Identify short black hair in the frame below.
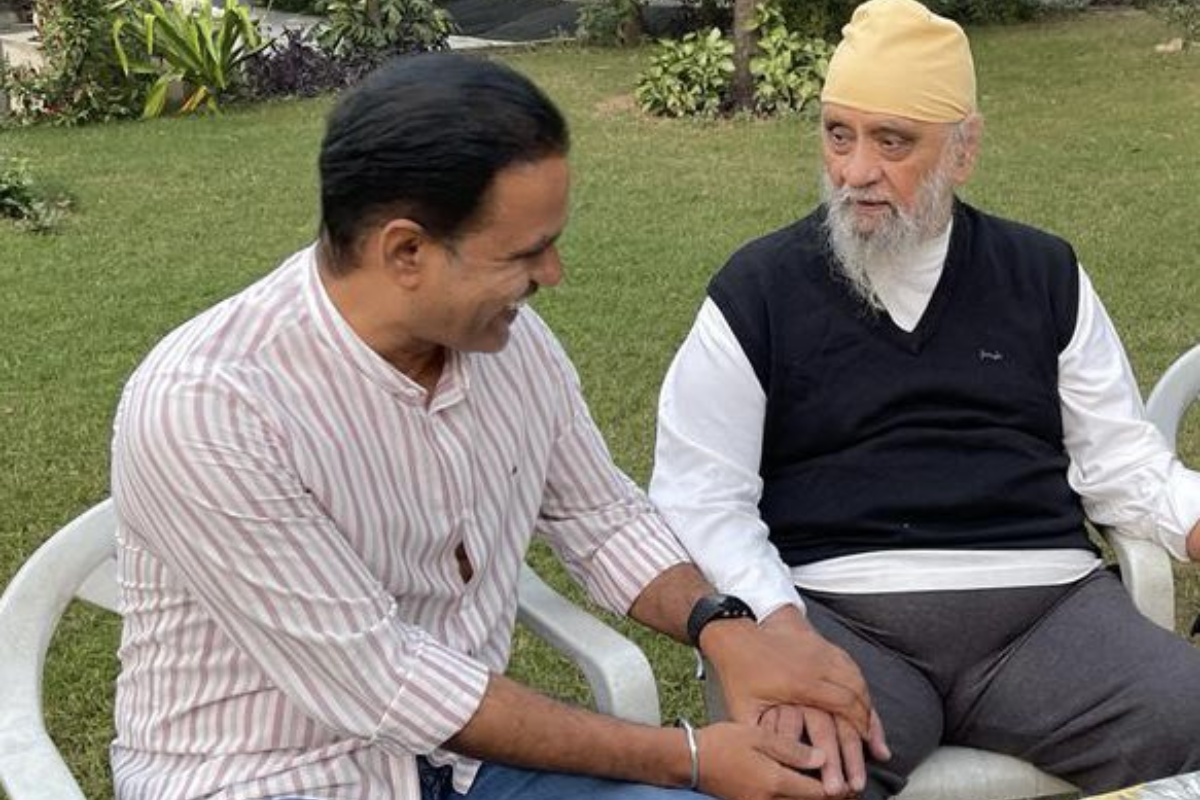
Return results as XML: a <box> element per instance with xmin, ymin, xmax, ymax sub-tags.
<box><xmin>318</xmin><ymin>53</ymin><xmax>570</xmax><ymax>270</ymax></box>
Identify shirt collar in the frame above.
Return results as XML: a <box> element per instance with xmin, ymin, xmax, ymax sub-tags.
<box><xmin>301</xmin><ymin>245</ymin><xmax>469</xmax><ymax>409</ymax></box>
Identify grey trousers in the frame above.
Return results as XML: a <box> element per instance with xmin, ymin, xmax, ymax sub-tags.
<box><xmin>802</xmin><ymin>568</ymin><xmax>1200</xmax><ymax>799</ymax></box>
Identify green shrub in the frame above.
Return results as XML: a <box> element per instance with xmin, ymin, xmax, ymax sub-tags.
<box><xmin>0</xmin><ymin>0</ymin><xmax>147</xmax><ymax>126</ymax></box>
<box><xmin>315</xmin><ymin>0</ymin><xmax>454</xmax><ymax>60</ymax></box>
<box><xmin>926</xmin><ymin>0</ymin><xmax>1043</xmax><ymax>23</ymax></box>
<box><xmin>1142</xmin><ymin>0</ymin><xmax>1200</xmax><ymax>44</ymax></box>
<box><xmin>576</xmin><ymin>0</ymin><xmax>645</xmax><ymax>47</ymax></box>
<box><xmin>0</xmin><ymin>156</ymin><xmax>70</xmax><ymax>232</ymax></box>
<box><xmin>110</xmin><ymin>0</ymin><xmax>269</xmax><ymax>117</ymax></box>
<box><xmin>749</xmin><ymin>2</ymin><xmax>833</xmax><ymax>115</ymax></box>
<box><xmin>635</xmin><ymin>27</ymin><xmax>733</xmax><ymax>117</ymax></box>
<box><xmin>770</xmin><ymin>0</ymin><xmax>1072</xmax><ymax>38</ymax></box>
<box><xmin>576</xmin><ymin>0</ymin><xmax>628</xmax><ymax>46</ymax></box>
<box><xmin>773</xmin><ymin>0</ymin><xmax>856</xmax><ymax>39</ymax></box>
<box><xmin>636</xmin><ymin>4</ymin><xmax>830</xmax><ymax>119</ymax></box>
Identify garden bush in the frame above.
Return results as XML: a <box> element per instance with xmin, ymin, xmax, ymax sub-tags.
<box><xmin>315</xmin><ymin>0</ymin><xmax>454</xmax><ymax>61</ymax></box>
<box><xmin>0</xmin><ymin>0</ymin><xmax>147</xmax><ymax>125</ymax></box>
<box><xmin>1141</xmin><ymin>0</ymin><xmax>1200</xmax><ymax>45</ymax></box>
<box><xmin>749</xmin><ymin>2</ymin><xmax>833</xmax><ymax>115</ymax></box>
<box><xmin>243</xmin><ymin>28</ymin><xmax>376</xmax><ymax>99</ymax></box>
<box><xmin>635</xmin><ymin>27</ymin><xmax>733</xmax><ymax>117</ymax></box>
<box><xmin>636</xmin><ymin>2</ymin><xmax>830</xmax><ymax>119</ymax></box>
<box><xmin>0</xmin><ymin>156</ymin><xmax>70</xmax><ymax>232</ymax></box>
<box><xmin>110</xmin><ymin>0</ymin><xmax>269</xmax><ymax>117</ymax></box>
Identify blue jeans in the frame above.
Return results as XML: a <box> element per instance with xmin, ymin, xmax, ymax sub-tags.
<box><xmin>269</xmin><ymin>757</ymin><xmax>718</xmax><ymax>800</ymax></box>
<box><xmin>420</xmin><ymin>758</ymin><xmax>718</xmax><ymax>800</ymax></box>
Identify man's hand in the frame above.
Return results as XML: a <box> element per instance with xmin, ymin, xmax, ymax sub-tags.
<box><xmin>699</xmin><ymin>604</ymin><xmax>882</xmax><ymax>744</ymax></box>
<box><xmin>759</xmin><ymin>705</ymin><xmax>889</xmax><ymax>797</ymax></box>
<box><xmin>696</xmin><ymin>721</ymin><xmax>829</xmax><ymax>800</ymax></box>
<box><xmin>1187</xmin><ymin>519</ymin><xmax>1200</xmax><ymax>561</ymax></box>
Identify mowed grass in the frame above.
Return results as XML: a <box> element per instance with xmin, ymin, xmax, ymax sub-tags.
<box><xmin>1</xmin><ymin>9</ymin><xmax>1198</xmax><ymax>799</ymax></box>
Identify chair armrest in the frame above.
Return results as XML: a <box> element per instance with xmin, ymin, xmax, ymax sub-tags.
<box><xmin>517</xmin><ymin>564</ymin><xmax>662</xmax><ymax>726</ymax></box>
<box><xmin>1101</xmin><ymin>528</ymin><xmax>1176</xmax><ymax>631</ymax></box>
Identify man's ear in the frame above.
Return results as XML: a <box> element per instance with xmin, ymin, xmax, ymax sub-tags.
<box><xmin>950</xmin><ymin>114</ymin><xmax>984</xmax><ymax>186</ymax></box>
<box><xmin>376</xmin><ymin>218</ymin><xmax>434</xmax><ymax>288</ymax></box>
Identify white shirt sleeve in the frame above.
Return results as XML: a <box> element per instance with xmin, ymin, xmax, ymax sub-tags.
<box><xmin>649</xmin><ymin>298</ymin><xmax>804</xmax><ymax>619</ymax></box>
<box><xmin>1060</xmin><ymin>266</ymin><xmax>1200</xmax><ymax>561</ymax></box>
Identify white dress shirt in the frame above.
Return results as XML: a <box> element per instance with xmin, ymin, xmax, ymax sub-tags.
<box><xmin>650</xmin><ymin>223</ymin><xmax>1200</xmax><ymax>620</ymax></box>
<box><xmin>111</xmin><ymin>246</ymin><xmax>689</xmax><ymax>800</ymax></box>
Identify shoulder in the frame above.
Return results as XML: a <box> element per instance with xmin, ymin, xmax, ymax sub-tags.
<box><xmin>961</xmin><ymin>202</ymin><xmax>1077</xmax><ymax>264</ymax></box>
<box><xmin>708</xmin><ymin>210</ymin><xmax>828</xmax><ymax>322</ymax></box>
<box><xmin>959</xmin><ymin>202</ymin><xmax>1081</xmax><ymax>348</ymax></box>
<box><xmin>119</xmin><ymin>253</ymin><xmax>313</xmax><ymax>434</ymax></box>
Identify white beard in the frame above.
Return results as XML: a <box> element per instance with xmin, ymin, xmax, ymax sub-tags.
<box><xmin>821</xmin><ymin>158</ymin><xmax>956</xmax><ymax>312</ymax></box>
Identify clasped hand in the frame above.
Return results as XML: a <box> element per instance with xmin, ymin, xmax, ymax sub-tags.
<box><xmin>699</xmin><ymin>605</ymin><xmax>889</xmax><ymax>797</ymax></box>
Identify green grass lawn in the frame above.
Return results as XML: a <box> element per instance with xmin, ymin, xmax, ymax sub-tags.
<box><xmin>2</xmin><ymin>9</ymin><xmax>1199</xmax><ymax>799</ymax></box>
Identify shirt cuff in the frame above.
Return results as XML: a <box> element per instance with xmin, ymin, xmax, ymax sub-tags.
<box><xmin>376</xmin><ymin>634</ymin><xmax>491</xmax><ymax>755</ymax></box>
<box><xmin>1166</xmin><ymin>468</ymin><xmax>1200</xmax><ymax>561</ymax></box>
<box><xmin>587</xmin><ymin>515</ymin><xmax>691</xmax><ymax>614</ymax></box>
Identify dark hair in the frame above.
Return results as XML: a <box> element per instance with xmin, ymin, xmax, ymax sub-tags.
<box><xmin>318</xmin><ymin>53</ymin><xmax>570</xmax><ymax>270</ymax></box>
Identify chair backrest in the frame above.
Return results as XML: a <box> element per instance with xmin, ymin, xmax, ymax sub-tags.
<box><xmin>0</xmin><ymin>499</ymin><xmax>117</xmax><ymax>800</ymax></box>
<box><xmin>1146</xmin><ymin>343</ymin><xmax>1200</xmax><ymax>450</ymax></box>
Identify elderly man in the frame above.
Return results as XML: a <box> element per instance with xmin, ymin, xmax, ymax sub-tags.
<box><xmin>109</xmin><ymin>54</ymin><xmax>881</xmax><ymax>800</ymax></box>
<box><xmin>650</xmin><ymin>1</ymin><xmax>1200</xmax><ymax>798</ymax></box>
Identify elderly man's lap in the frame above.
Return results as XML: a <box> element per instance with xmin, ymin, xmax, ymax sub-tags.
<box><xmin>804</xmin><ymin>569</ymin><xmax>1200</xmax><ymax>798</ymax></box>
<box><xmin>951</xmin><ymin>568</ymin><xmax>1200</xmax><ymax>792</ymax></box>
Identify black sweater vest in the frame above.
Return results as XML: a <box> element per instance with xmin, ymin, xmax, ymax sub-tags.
<box><xmin>708</xmin><ymin>201</ymin><xmax>1093</xmax><ymax>567</ymax></box>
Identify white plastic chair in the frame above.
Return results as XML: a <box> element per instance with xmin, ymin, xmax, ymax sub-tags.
<box><xmin>702</xmin><ymin>344</ymin><xmax>1200</xmax><ymax>800</ymax></box>
<box><xmin>0</xmin><ymin>500</ymin><xmax>659</xmax><ymax>800</ymax></box>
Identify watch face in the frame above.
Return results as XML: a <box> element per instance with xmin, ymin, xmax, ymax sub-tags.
<box><xmin>687</xmin><ymin>593</ymin><xmax>756</xmax><ymax>647</ymax></box>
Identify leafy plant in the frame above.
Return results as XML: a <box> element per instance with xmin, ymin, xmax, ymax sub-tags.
<box><xmin>242</xmin><ymin>27</ymin><xmax>374</xmax><ymax>98</ymax></box>
<box><xmin>748</xmin><ymin>2</ymin><xmax>833</xmax><ymax>115</ymax></box>
<box><xmin>576</xmin><ymin>0</ymin><xmax>628</xmax><ymax>46</ymax></box>
<box><xmin>314</xmin><ymin>0</ymin><xmax>454</xmax><ymax>61</ymax></box>
<box><xmin>635</xmin><ymin>27</ymin><xmax>734</xmax><ymax>118</ymax></box>
<box><xmin>1141</xmin><ymin>0</ymin><xmax>1200</xmax><ymax>46</ymax></box>
<box><xmin>0</xmin><ymin>0</ymin><xmax>146</xmax><ymax>126</ymax></box>
<box><xmin>0</xmin><ymin>156</ymin><xmax>71</xmax><ymax>232</ymax></box>
<box><xmin>576</xmin><ymin>0</ymin><xmax>647</xmax><ymax>46</ymax></box>
<box><xmin>109</xmin><ymin>0</ymin><xmax>269</xmax><ymax>117</ymax></box>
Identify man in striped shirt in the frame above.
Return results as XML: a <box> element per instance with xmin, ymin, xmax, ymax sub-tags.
<box><xmin>110</xmin><ymin>55</ymin><xmax>884</xmax><ymax>800</ymax></box>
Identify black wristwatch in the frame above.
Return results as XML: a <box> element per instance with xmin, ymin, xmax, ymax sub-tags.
<box><xmin>686</xmin><ymin>593</ymin><xmax>756</xmax><ymax>648</ymax></box>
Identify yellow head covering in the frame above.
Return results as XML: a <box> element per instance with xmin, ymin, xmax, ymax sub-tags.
<box><xmin>820</xmin><ymin>0</ymin><xmax>976</xmax><ymax>123</ymax></box>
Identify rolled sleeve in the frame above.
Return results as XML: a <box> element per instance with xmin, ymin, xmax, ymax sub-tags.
<box><xmin>538</xmin><ymin>403</ymin><xmax>690</xmax><ymax>614</ymax></box>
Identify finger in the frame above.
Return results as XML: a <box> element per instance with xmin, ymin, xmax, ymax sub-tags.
<box><xmin>759</xmin><ymin>706</ymin><xmax>782</xmax><ymax>733</ymax></box>
<box><xmin>867</xmin><ymin>709</ymin><xmax>891</xmax><ymax>762</ymax></box>
<box><xmin>775</xmin><ymin>704</ymin><xmax>805</xmax><ymax>742</ymax></box>
<box><xmin>804</xmin><ymin>709</ymin><xmax>845</xmax><ymax>797</ymax></box>
<box><xmin>799</xmin><ymin>680</ymin><xmax>871</xmax><ymax>737</ymax></box>
<box><xmin>836</xmin><ymin>716</ymin><xmax>866</xmax><ymax>794</ymax></box>
<box><xmin>760</xmin><ymin>729</ymin><xmax>826</xmax><ymax>772</ymax></box>
<box><xmin>768</xmin><ymin>766</ymin><xmax>829</xmax><ymax>800</ymax></box>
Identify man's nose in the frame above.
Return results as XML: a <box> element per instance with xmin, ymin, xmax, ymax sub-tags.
<box><xmin>841</xmin><ymin>144</ymin><xmax>883</xmax><ymax>188</ymax></box>
<box><xmin>533</xmin><ymin>245</ymin><xmax>563</xmax><ymax>288</ymax></box>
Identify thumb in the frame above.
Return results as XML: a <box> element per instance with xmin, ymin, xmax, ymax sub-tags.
<box><xmin>759</xmin><ymin>729</ymin><xmax>826</xmax><ymax>772</ymax></box>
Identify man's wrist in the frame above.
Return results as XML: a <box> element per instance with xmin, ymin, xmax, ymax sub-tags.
<box><xmin>686</xmin><ymin>593</ymin><xmax>757</xmax><ymax>649</ymax></box>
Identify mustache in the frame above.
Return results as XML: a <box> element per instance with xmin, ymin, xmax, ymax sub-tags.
<box><xmin>827</xmin><ymin>185</ymin><xmax>894</xmax><ymax>209</ymax></box>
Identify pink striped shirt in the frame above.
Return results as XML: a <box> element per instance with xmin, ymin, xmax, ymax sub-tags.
<box><xmin>110</xmin><ymin>246</ymin><xmax>688</xmax><ymax>800</ymax></box>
